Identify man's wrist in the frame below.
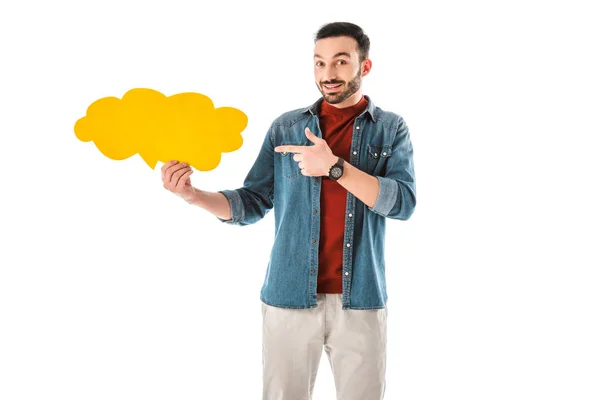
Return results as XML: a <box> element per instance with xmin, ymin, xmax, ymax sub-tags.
<box><xmin>327</xmin><ymin>154</ymin><xmax>339</xmax><ymax>175</ymax></box>
<box><xmin>181</xmin><ymin>186</ymin><xmax>202</xmax><ymax>205</ymax></box>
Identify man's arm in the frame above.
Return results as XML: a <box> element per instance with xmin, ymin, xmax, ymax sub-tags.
<box><xmin>161</xmin><ymin>161</ymin><xmax>234</xmax><ymax>220</ymax></box>
<box><xmin>215</xmin><ymin>127</ymin><xmax>275</xmax><ymax>226</ymax></box>
<box><xmin>161</xmin><ymin>126</ymin><xmax>274</xmax><ymax>225</ymax></box>
<box><xmin>273</xmin><ymin>120</ymin><xmax>416</xmax><ymax>220</ymax></box>
<box><xmin>362</xmin><ymin>116</ymin><xmax>416</xmax><ymax>220</ymax></box>
<box><xmin>185</xmin><ymin>189</ymin><xmax>232</xmax><ymax>221</ymax></box>
<box><xmin>335</xmin><ymin>162</ymin><xmax>379</xmax><ymax>208</ymax></box>
<box><xmin>327</xmin><ymin>118</ymin><xmax>416</xmax><ymax>219</ymax></box>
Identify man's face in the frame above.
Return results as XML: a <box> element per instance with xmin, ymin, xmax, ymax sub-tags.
<box><xmin>313</xmin><ymin>36</ymin><xmax>369</xmax><ymax>106</ymax></box>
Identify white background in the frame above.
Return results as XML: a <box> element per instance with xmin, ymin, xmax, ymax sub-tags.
<box><xmin>1</xmin><ymin>0</ymin><xmax>599</xmax><ymax>399</ymax></box>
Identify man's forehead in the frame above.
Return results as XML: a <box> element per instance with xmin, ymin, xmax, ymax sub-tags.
<box><xmin>314</xmin><ymin>36</ymin><xmax>359</xmax><ymax>59</ymax></box>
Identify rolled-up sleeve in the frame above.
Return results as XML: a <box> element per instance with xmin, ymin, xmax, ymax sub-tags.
<box><xmin>216</xmin><ymin>127</ymin><xmax>275</xmax><ymax>226</ymax></box>
<box><xmin>368</xmin><ymin>116</ymin><xmax>416</xmax><ymax>220</ymax></box>
<box><xmin>217</xmin><ymin>189</ymin><xmax>244</xmax><ymax>224</ymax></box>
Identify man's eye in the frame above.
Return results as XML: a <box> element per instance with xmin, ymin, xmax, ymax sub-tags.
<box><xmin>316</xmin><ymin>62</ymin><xmax>324</xmax><ymax>67</ymax></box>
<box><xmin>338</xmin><ymin>60</ymin><xmax>347</xmax><ymax>65</ymax></box>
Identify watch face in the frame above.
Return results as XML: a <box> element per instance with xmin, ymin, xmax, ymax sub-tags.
<box><xmin>330</xmin><ymin>166</ymin><xmax>343</xmax><ymax>179</ymax></box>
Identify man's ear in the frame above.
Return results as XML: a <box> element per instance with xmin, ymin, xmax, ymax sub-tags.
<box><xmin>361</xmin><ymin>59</ymin><xmax>373</xmax><ymax>77</ymax></box>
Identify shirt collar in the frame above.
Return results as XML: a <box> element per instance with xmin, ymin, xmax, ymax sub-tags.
<box><xmin>303</xmin><ymin>95</ymin><xmax>376</xmax><ymax>121</ymax></box>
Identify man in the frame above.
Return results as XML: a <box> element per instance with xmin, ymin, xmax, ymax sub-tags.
<box><xmin>162</xmin><ymin>22</ymin><xmax>416</xmax><ymax>400</ymax></box>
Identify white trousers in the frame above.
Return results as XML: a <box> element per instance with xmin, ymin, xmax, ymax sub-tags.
<box><xmin>262</xmin><ymin>293</ymin><xmax>388</xmax><ymax>400</ymax></box>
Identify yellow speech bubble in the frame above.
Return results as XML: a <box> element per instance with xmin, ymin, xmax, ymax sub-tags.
<box><xmin>74</xmin><ymin>88</ymin><xmax>248</xmax><ymax>171</ymax></box>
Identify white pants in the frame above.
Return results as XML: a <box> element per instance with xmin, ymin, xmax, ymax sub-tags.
<box><xmin>262</xmin><ymin>293</ymin><xmax>388</xmax><ymax>400</ymax></box>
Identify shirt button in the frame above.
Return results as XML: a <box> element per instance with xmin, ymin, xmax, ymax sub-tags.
<box><xmin>345</xmin><ymin>272</ymin><xmax>349</xmax><ymax>276</ymax></box>
<box><xmin>356</xmin><ymin>126</ymin><xmax>360</xmax><ymax>130</ymax></box>
<box><xmin>346</xmin><ymin>243</ymin><xmax>350</xmax><ymax>247</ymax></box>
<box><xmin>313</xmin><ymin>209</ymin><xmax>318</xmax><ymax>214</ymax></box>
<box><xmin>374</xmin><ymin>153</ymin><xmax>378</xmax><ymax>157</ymax></box>
<box><xmin>348</xmin><ymin>213</ymin><xmax>353</xmax><ymax>217</ymax></box>
<box><xmin>353</xmin><ymin>151</ymin><xmax>357</xmax><ymax>155</ymax></box>
<box><xmin>314</xmin><ymin>177</ymin><xmax>318</xmax><ymax>182</ymax></box>
<box><xmin>311</xmin><ymin>269</ymin><xmax>316</xmax><ymax>274</ymax></box>
<box><xmin>312</xmin><ymin>239</ymin><xmax>316</xmax><ymax>244</ymax></box>
<box><xmin>382</xmin><ymin>152</ymin><xmax>387</xmax><ymax>156</ymax></box>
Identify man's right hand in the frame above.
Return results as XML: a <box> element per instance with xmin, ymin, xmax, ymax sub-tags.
<box><xmin>161</xmin><ymin>160</ymin><xmax>196</xmax><ymax>202</ymax></box>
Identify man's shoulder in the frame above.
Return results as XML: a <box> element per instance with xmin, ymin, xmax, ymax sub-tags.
<box><xmin>269</xmin><ymin>106</ymin><xmax>313</xmax><ymax>128</ymax></box>
<box><xmin>370</xmin><ymin>102</ymin><xmax>405</xmax><ymax>129</ymax></box>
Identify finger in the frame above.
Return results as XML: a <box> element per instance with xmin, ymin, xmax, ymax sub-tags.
<box><xmin>305</xmin><ymin>127</ymin><xmax>320</xmax><ymax>143</ymax></box>
<box><xmin>172</xmin><ymin>166</ymin><xmax>192</xmax><ymax>188</ymax></box>
<box><xmin>166</xmin><ymin>162</ymin><xmax>188</xmax><ymax>184</ymax></box>
<box><xmin>298</xmin><ymin>161</ymin><xmax>304</xmax><ymax>170</ymax></box>
<box><xmin>168</xmin><ymin>164</ymin><xmax>190</xmax><ymax>186</ymax></box>
<box><xmin>161</xmin><ymin>160</ymin><xmax>178</xmax><ymax>179</ymax></box>
<box><xmin>161</xmin><ymin>160</ymin><xmax>178</xmax><ymax>174</ymax></box>
<box><xmin>293</xmin><ymin>153</ymin><xmax>303</xmax><ymax>162</ymax></box>
<box><xmin>175</xmin><ymin>170</ymin><xmax>193</xmax><ymax>191</ymax></box>
<box><xmin>274</xmin><ymin>145</ymin><xmax>304</xmax><ymax>153</ymax></box>
<box><xmin>172</xmin><ymin>167</ymin><xmax>192</xmax><ymax>187</ymax></box>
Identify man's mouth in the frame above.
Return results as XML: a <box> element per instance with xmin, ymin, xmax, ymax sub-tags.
<box><xmin>323</xmin><ymin>83</ymin><xmax>343</xmax><ymax>92</ymax></box>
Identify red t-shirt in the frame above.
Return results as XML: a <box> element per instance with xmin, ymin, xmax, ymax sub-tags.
<box><xmin>317</xmin><ymin>95</ymin><xmax>368</xmax><ymax>293</ymax></box>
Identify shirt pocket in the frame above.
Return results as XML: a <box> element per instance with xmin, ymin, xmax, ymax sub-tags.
<box><xmin>279</xmin><ymin>141</ymin><xmax>309</xmax><ymax>180</ymax></box>
<box><xmin>367</xmin><ymin>144</ymin><xmax>393</xmax><ymax>174</ymax></box>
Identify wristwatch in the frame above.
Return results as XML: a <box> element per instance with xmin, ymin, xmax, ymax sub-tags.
<box><xmin>328</xmin><ymin>157</ymin><xmax>344</xmax><ymax>180</ymax></box>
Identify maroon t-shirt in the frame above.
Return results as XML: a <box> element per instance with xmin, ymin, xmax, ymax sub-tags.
<box><xmin>317</xmin><ymin>95</ymin><xmax>368</xmax><ymax>293</ymax></box>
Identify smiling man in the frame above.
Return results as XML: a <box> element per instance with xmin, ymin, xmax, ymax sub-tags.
<box><xmin>161</xmin><ymin>22</ymin><xmax>416</xmax><ymax>400</ymax></box>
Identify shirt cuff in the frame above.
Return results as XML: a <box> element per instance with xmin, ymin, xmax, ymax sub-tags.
<box><xmin>368</xmin><ymin>176</ymin><xmax>398</xmax><ymax>217</ymax></box>
<box><xmin>217</xmin><ymin>189</ymin><xmax>244</xmax><ymax>224</ymax></box>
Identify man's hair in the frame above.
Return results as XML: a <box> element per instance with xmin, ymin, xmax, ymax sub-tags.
<box><xmin>314</xmin><ymin>22</ymin><xmax>370</xmax><ymax>62</ymax></box>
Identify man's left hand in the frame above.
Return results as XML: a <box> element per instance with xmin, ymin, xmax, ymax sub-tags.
<box><xmin>274</xmin><ymin>127</ymin><xmax>338</xmax><ymax>177</ymax></box>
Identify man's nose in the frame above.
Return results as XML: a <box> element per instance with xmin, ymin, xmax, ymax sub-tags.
<box><xmin>322</xmin><ymin>65</ymin><xmax>338</xmax><ymax>82</ymax></box>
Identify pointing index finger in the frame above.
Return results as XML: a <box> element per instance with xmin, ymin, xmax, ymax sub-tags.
<box><xmin>274</xmin><ymin>145</ymin><xmax>304</xmax><ymax>154</ymax></box>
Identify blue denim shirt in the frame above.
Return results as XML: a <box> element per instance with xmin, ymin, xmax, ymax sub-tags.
<box><xmin>218</xmin><ymin>95</ymin><xmax>416</xmax><ymax>309</ymax></box>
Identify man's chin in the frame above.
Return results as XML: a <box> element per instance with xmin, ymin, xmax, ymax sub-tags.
<box><xmin>322</xmin><ymin>93</ymin><xmax>344</xmax><ymax>104</ymax></box>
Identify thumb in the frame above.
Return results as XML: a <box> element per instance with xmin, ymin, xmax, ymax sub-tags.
<box><xmin>305</xmin><ymin>127</ymin><xmax>320</xmax><ymax>143</ymax></box>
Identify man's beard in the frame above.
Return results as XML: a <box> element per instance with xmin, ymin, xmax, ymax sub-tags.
<box><xmin>317</xmin><ymin>69</ymin><xmax>362</xmax><ymax>105</ymax></box>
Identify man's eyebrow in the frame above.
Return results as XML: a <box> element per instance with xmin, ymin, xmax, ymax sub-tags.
<box><xmin>314</xmin><ymin>52</ymin><xmax>352</xmax><ymax>59</ymax></box>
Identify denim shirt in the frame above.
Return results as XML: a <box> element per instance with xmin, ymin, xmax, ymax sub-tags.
<box><xmin>217</xmin><ymin>95</ymin><xmax>416</xmax><ymax>310</ymax></box>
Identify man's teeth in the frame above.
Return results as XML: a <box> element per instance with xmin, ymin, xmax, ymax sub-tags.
<box><xmin>325</xmin><ymin>83</ymin><xmax>342</xmax><ymax>89</ymax></box>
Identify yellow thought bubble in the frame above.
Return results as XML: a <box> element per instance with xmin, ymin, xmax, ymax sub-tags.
<box><xmin>74</xmin><ymin>88</ymin><xmax>248</xmax><ymax>171</ymax></box>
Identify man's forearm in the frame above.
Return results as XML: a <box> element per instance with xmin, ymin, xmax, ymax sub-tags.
<box><xmin>335</xmin><ymin>160</ymin><xmax>379</xmax><ymax>208</ymax></box>
<box><xmin>186</xmin><ymin>188</ymin><xmax>232</xmax><ymax>220</ymax></box>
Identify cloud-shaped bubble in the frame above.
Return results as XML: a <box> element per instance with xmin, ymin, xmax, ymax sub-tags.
<box><xmin>74</xmin><ymin>88</ymin><xmax>248</xmax><ymax>171</ymax></box>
